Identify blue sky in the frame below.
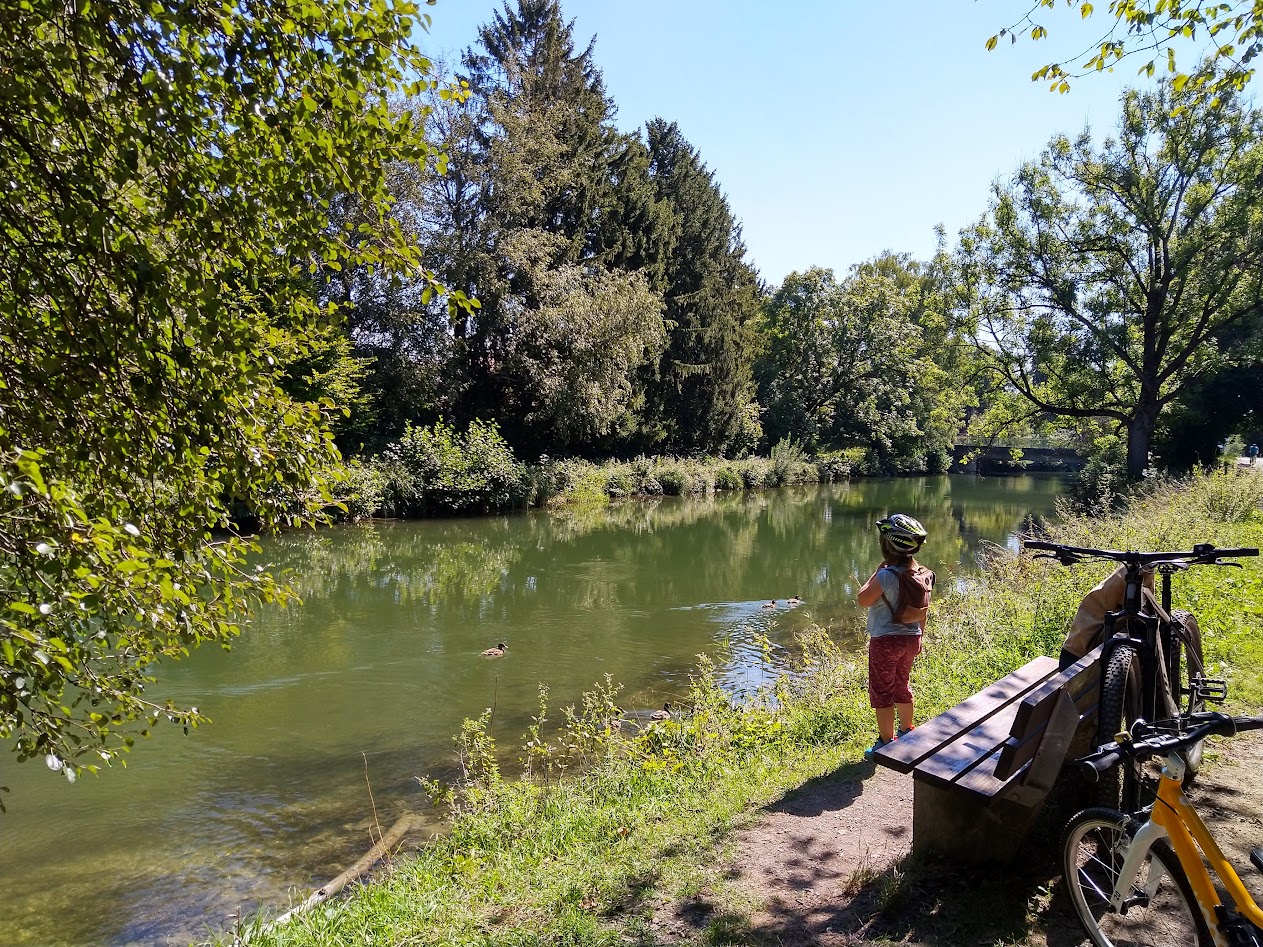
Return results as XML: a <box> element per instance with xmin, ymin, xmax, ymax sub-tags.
<box><xmin>417</xmin><ymin>1</ymin><xmax>1184</xmax><ymax>286</ymax></box>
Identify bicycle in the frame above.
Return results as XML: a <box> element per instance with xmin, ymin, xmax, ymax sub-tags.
<box><xmin>1062</xmin><ymin>712</ymin><xmax>1263</xmax><ymax>947</ymax></box>
<box><xmin>1024</xmin><ymin>540</ymin><xmax>1258</xmax><ymax>809</ymax></box>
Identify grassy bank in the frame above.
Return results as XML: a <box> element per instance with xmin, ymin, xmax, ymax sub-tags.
<box><xmin>327</xmin><ymin>420</ymin><xmax>933</xmax><ymax>521</ymax></box>
<box><xmin>231</xmin><ymin>469</ymin><xmax>1263</xmax><ymax>947</ymax></box>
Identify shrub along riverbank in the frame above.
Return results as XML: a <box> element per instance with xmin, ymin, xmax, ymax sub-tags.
<box><xmin>231</xmin><ymin>469</ymin><xmax>1263</xmax><ymax>947</ymax></box>
<box><xmin>325</xmin><ymin>420</ymin><xmax>939</xmax><ymax>521</ymax></box>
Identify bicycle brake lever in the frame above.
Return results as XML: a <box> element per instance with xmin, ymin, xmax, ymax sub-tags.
<box><xmin>1214</xmin><ymin>560</ymin><xmax>1244</xmax><ymax>569</ymax></box>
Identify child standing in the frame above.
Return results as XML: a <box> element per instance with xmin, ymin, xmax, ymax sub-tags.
<box><xmin>857</xmin><ymin>513</ymin><xmax>933</xmax><ymax>760</ymax></box>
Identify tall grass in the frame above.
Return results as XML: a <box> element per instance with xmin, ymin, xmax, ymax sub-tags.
<box><xmin>230</xmin><ymin>468</ymin><xmax>1263</xmax><ymax>947</ymax></box>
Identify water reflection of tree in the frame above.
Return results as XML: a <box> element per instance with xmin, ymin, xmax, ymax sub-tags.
<box><xmin>255</xmin><ymin>477</ymin><xmax>1064</xmax><ymax>644</ymax></box>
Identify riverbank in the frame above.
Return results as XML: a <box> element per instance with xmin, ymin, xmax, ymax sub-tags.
<box><xmin>227</xmin><ymin>469</ymin><xmax>1263</xmax><ymax>947</ymax></box>
<box><xmin>328</xmin><ymin>422</ymin><xmax>907</xmax><ymax>521</ymax></box>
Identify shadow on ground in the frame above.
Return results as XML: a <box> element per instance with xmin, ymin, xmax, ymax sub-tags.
<box><xmin>635</xmin><ymin>762</ymin><xmax>1095</xmax><ymax>946</ymax></box>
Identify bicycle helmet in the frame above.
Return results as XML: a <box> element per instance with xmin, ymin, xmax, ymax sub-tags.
<box><xmin>876</xmin><ymin>513</ymin><xmax>927</xmax><ymax>551</ymax></box>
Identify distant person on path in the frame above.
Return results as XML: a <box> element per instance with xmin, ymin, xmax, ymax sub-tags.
<box><xmin>1250</xmin><ymin>444</ymin><xmax>1259</xmax><ymax>465</ymax></box>
<box><xmin>856</xmin><ymin>513</ymin><xmax>934</xmax><ymax>761</ymax></box>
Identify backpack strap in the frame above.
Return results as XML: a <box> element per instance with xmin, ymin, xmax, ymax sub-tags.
<box><xmin>878</xmin><ymin>566</ymin><xmax>900</xmax><ymax>616</ymax></box>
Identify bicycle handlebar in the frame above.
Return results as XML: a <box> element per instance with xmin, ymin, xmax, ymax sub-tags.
<box><xmin>1024</xmin><ymin>540</ymin><xmax>1259</xmax><ymax>566</ymax></box>
<box><xmin>1077</xmin><ymin>714</ymin><xmax>1263</xmax><ymax>781</ymax></box>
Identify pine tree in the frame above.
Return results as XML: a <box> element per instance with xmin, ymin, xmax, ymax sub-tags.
<box><xmin>452</xmin><ymin>0</ymin><xmax>667</xmax><ymax>456</ymax></box>
<box><xmin>639</xmin><ymin>119</ymin><xmax>762</xmax><ymax>456</ymax></box>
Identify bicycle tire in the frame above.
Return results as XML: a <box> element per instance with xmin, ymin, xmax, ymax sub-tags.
<box><xmin>1062</xmin><ymin>807</ymin><xmax>1211</xmax><ymax>947</ymax></box>
<box><xmin>1096</xmin><ymin>643</ymin><xmax>1145</xmax><ymax>810</ymax></box>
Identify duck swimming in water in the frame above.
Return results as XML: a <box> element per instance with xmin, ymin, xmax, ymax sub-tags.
<box><xmin>650</xmin><ymin>702</ymin><xmax>672</xmax><ymax>720</ymax></box>
<box><xmin>761</xmin><ymin>600</ymin><xmax>777</xmax><ymax>609</ymax></box>
<box><xmin>481</xmin><ymin>642</ymin><xmax>507</xmax><ymax>657</ymax></box>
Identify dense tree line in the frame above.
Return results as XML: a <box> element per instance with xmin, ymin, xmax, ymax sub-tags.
<box><xmin>296</xmin><ymin>0</ymin><xmax>1263</xmax><ymax>489</ymax></box>
<box><xmin>306</xmin><ymin>0</ymin><xmax>970</xmax><ymax>475</ymax></box>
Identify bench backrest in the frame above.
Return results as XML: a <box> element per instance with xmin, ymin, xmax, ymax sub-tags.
<box><xmin>993</xmin><ymin>645</ymin><xmax>1102</xmax><ymax>782</ymax></box>
<box><xmin>872</xmin><ymin>645</ymin><xmax>1104</xmax><ymax>799</ymax></box>
<box><xmin>874</xmin><ymin>655</ymin><xmax>1057</xmax><ymax>775</ymax></box>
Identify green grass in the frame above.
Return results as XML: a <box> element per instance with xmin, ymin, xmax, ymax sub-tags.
<box><xmin>228</xmin><ymin>468</ymin><xmax>1263</xmax><ymax>947</ymax></box>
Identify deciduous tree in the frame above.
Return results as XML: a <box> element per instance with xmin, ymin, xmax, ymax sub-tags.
<box><xmin>989</xmin><ymin>0</ymin><xmax>1263</xmax><ymax>95</ymax></box>
<box><xmin>1</xmin><ymin>0</ymin><xmax>445</xmax><ymax>786</ymax></box>
<box><xmin>955</xmin><ymin>80</ymin><xmax>1263</xmax><ymax>479</ymax></box>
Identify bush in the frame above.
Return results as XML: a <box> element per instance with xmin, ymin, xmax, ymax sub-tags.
<box><xmin>812</xmin><ymin>450</ymin><xmax>853</xmax><ymax>483</ymax></box>
<box><xmin>640</xmin><ymin>475</ymin><xmax>663</xmax><ymax>496</ymax></box>
<box><xmin>685</xmin><ymin>462</ymin><xmax>714</xmax><ymax>495</ymax></box>
<box><xmin>925</xmin><ymin>447</ymin><xmax>952</xmax><ymax>475</ymax></box>
<box><xmin>657</xmin><ymin>465</ymin><xmax>687</xmax><ymax>496</ymax></box>
<box><xmin>329</xmin><ymin>459</ymin><xmax>388</xmax><ymax>521</ymax></box>
<box><xmin>739</xmin><ymin>457</ymin><xmax>772</xmax><ymax>489</ymax></box>
<box><xmin>768</xmin><ymin>437</ymin><xmax>808</xmax><ymax>487</ymax></box>
<box><xmin>1070</xmin><ymin>437</ymin><xmax>1128</xmax><ymax>515</ymax></box>
<box><xmin>605</xmin><ymin>467</ymin><xmax>637</xmax><ymax>498</ymax></box>
<box><xmin>525</xmin><ymin>457</ymin><xmax>575</xmax><ymax>507</ymax></box>
<box><xmin>714</xmin><ymin>466</ymin><xmax>743</xmax><ymax>491</ymax></box>
<box><xmin>1195</xmin><ymin>468</ymin><xmax>1263</xmax><ymax>523</ymax></box>
<box><xmin>381</xmin><ymin>419</ymin><xmax>528</xmax><ymax>514</ymax></box>
<box><xmin>528</xmin><ymin>459</ymin><xmax>608</xmax><ymax>509</ymax></box>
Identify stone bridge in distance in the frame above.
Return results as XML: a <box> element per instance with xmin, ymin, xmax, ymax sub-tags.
<box><xmin>950</xmin><ymin>438</ymin><xmax>1087</xmax><ymax>475</ymax></box>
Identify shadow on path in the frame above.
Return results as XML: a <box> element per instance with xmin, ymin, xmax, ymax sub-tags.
<box><xmin>644</xmin><ymin>759</ymin><xmax>1092</xmax><ymax>946</ymax></box>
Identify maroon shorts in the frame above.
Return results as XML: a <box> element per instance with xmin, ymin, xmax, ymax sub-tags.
<box><xmin>867</xmin><ymin>634</ymin><xmax>922</xmax><ymax>708</ymax></box>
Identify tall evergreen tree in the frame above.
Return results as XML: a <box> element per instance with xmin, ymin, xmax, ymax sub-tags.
<box><xmin>452</xmin><ymin>0</ymin><xmax>666</xmax><ymax>456</ymax></box>
<box><xmin>639</xmin><ymin>119</ymin><xmax>762</xmax><ymax>456</ymax></box>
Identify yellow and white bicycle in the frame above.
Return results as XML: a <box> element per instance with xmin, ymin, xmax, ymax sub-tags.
<box><xmin>1062</xmin><ymin>712</ymin><xmax>1263</xmax><ymax>947</ymax></box>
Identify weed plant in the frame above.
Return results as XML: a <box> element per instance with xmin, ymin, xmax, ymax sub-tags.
<box><xmin>232</xmin><ymin>468</ymin><xmax>1263</xmax><ymax>947</ymax></box>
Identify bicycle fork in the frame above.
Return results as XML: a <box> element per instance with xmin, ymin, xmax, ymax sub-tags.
<box><xmin>1108</xmin><ymin>755</ymin><xmax>1263</xmax><ymax>946</ymax></box>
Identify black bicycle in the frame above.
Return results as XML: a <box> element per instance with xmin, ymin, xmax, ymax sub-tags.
<box><xmin>1024</xmin><ymin>540</ymin><xmax>1258</xmax><ymax>810</ymax></box>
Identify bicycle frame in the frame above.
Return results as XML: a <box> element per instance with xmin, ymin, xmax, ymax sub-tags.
<box><xmin>1108</xmin><ymin>753</ymin><xmax>1263</xmax><ymax>946</ymax></box>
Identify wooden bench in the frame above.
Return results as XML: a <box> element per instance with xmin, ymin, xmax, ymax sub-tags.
<box><xmin>871</xmin><ymin>644</ymin><xmax>1104</xmax><ymax>862</ymax></box>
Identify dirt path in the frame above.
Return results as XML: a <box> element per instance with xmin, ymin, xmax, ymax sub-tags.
<box><xmin>650</xmin><ymin>732</ymin><xmax>1263</xmax><ymax>946</ymax></box>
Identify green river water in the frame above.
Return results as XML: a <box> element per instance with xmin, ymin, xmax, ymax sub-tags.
<box><xmin>0</xmin><ymin>476</ymin><xmax>1064</xmax><ymax>946</ymax></box>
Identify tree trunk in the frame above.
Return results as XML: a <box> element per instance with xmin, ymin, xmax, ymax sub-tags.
<box><xmin>1126</xmin><ymin>408</ymin><xmax>1156</xmax><ymax>480</ymax></box>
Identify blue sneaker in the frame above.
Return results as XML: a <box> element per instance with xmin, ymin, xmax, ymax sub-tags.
<box><xmin>897</xmin><ymin>726</ymin><xmax>914</xmax><ymax>738</ymax></box>
<box><xmin>863</xmin><ymin>736</ymin><xmax>889</xmax><ymax>761</ymax></box>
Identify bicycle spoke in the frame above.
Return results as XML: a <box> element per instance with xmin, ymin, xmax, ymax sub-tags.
<box><xmin>1063</xmin><ymin>812</ymin><xmax>1204</xmax><ymax>947</ymax></box>
<box><xmin>1078</xmin><ymin>866</ymin><xmax>1114</xmax><ymax>905</ymax></box>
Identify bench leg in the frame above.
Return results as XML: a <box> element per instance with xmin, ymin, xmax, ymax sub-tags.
<box><xmin>912</xmin><ymin>781</ymin><xmax>1043</xmax><ymax>863</ymax></box>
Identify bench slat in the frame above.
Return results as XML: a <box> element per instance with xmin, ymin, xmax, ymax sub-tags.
<box><xmin>873</xmin><ymin>655</ymin><xmax>1057</xmax><ymax>774</ymax></box>
<box><xmin>993</xmin><ymin>647</ymin><xmax>1103</xmax><ymax>782</ymax></box>
<box><xmin>950</xmin><ymin>745</ymin><xmax>1007</xmax><ymax>796</ymax></box>
<box><xmin>912</xmin><ymin>699</ymin><xmax>1026</xmax><ymax>789</ymax></box>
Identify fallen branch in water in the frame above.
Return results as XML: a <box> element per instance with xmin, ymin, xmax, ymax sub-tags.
<box><xmin>240</xmin><ymin>811</ymin><xmax>423</xmax><ymax>942</ymax></box>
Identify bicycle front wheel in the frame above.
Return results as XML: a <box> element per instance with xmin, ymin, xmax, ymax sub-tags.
<box><xmin>1097</xmin><ymin>643</ymin><xmax>1145</xmax><ymax>810</ymax></box>
<box><xmin>1061</xmin><ymin>807</ymin><xmax>1210</xmax><ymax>947</ymax></box>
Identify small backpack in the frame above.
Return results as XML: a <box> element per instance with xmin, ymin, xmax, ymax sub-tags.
<box><xmin>880</xmin><ymin>563</ymin><xmax>935</xmax><ymax>628</ymax></box>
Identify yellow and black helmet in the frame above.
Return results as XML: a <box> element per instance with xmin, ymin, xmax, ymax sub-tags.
<box><xmin>875</xmin><ymin>513</ymin><xmax>927</xmax><ymax>552</ymax></box>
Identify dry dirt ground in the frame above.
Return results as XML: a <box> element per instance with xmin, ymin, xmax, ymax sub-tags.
<box><xmin>647</xmin><ymin>732</ymin><xmax>1263</xmax><ymax>946</ymax></box>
